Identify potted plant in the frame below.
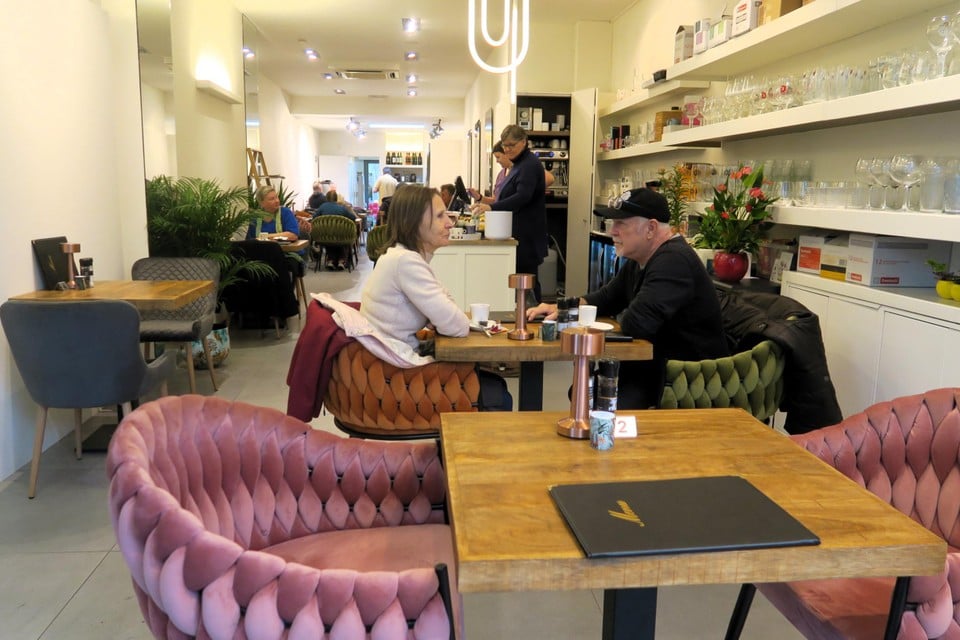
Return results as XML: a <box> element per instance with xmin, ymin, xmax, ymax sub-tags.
<box><xmin>693</xmin><ymin>165</ymin><xmax>778</xmax><ymax>283</ymax></box>
<box><xmin>927</xmin><ymin>259</ymin><xmax>960</xmax><ymax>300</ymax></box>
<box><xmin>146</xmin><ymin>175</ymin><xmax>276</xmax><ymax>365</ymax></box>
<box><xmin>658</xmin><ymin>163</ymin><xmax>694</xmax><ymax>234</ymax></box>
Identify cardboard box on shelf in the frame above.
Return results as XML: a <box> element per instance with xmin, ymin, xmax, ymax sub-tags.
<box><xmin>797</xmin><ymin>231</ymin><xmax>838</xmax><ymax>274</ymax></box>
<box><xmin>732</xmin><ymin>0</ymin><xmax>761</xmax><ymax>36</ymax></box>
<box><xmin>760</xmin><ymin>0</ymin><xmax>803</xmax><ymax>25</ymax></box>
<box><xmin>674</xmin><ymin>25</ymin><xmax>694</xmax><ymax>63</ymax></box>
<box><xmin>708</xmin><ymin>18</ymin><xmax>732</xmax><ymax>48</ymax></box>
<box><xmin>693</xmin><ymin>18</ymin><xmax>712</xmax><ymax>54</ymax></box>
<box><xmin>845</xmin><ymin>234</ymin><xmax>951</xmax><ymax>287</ymax></box>
<box><xmin>653</xmin><ymin>109</ymin><xmax>683</xmax><ymax>142</ymax></box>
<box><xmin>819</xmin><ymin>234</ymin><xmax>850</xmax><ymax>281</ymax></box>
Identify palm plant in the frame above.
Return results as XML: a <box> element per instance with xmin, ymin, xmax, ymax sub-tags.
<box><xmin>146</xmin><ymin>175</ymin><xmax>275</xmax><ymax>297</ymax></box>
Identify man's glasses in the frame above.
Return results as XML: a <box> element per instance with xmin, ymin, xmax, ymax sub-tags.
<box><xmin>501</xmin><ymin>139</ymin><xmax>523</xmax><ymax>150</ymax></box>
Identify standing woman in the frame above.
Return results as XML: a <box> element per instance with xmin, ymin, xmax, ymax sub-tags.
<box><xmin>471</xmin><ymin>125</ymin><xmax>548</xmax><ymax>301</ymax></box>
<box><xmin>247</xmin><ymin>185</ymin><xmax>299</xmax><ymax>242</ymax></box>
<box><xmin>362</xmin><ymin>185</ymin><xmax>512</xmax><ymax>410</ymax></box>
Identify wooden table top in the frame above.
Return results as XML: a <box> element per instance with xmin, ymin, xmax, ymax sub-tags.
<box><xmin>435</xmin><ymin>324</ymin><xmax>653</xmax><ymax>362</ymax></box>
<box><xmin>280</xmin><ymin>239</ymin><xmax>309</xmax><ymax>253</ymax></box>
<box><xmin>9</xmin><ymin>279</ymin><xmax>214</xmax><ymax>311</ymax></box>
<box><xmin>440</xmin><ymin>409</ymin><xmax>945</xmax><ymax>594</ymax></box>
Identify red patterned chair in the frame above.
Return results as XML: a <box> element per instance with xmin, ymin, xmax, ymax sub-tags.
<box><xmin>726</xmin><ymin>388</ymin><xmax>960</xmax><ymax>640</ymax></box>
<box><xmin>107</xmin><ymin>395</ymin><xmax>460</xmax><ymax>639</ymax></box>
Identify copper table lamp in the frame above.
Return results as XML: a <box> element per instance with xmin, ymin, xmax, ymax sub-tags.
<box><xmin>557</xmin><ymin>326</ymin><xmax>605</xmax><ymax>439</ymax></box>
<box><xmin>60</xmin><ymin>242</ymin><xmax>81</xmax><ymax>289</ymax></box>
<box><xmin>507</xmin><ymin>273</ymin><xmax>536</xmax><ymax>341</ymax></box>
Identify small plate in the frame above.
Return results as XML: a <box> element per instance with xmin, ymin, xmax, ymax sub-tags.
<box><xmin>590</xmin><ymin>322</ymin><xmax>614</xmax><ymax>331</ymax></box>
<box><xmin>470</xmin><ymin>321</ymin><xmax>507</xmax><ymax>334</ymax></box>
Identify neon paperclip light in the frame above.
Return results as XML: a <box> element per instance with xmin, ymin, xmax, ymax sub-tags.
<box><xmin>467</xmin><ymin>0</ymin><xmax>529</xmax><ymax>74</ymax></box>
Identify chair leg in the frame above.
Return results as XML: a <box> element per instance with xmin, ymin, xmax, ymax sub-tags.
<box><xmin>184</xmin><ymin>342</ymin><xmax>198</xmax><ymax>394</ymax></box>
<box><xmin>28</xmin><ymin>407</ymin><xmax>49</xmax><ymax>499</ymax></box>
<box><xmin>724</xmin><ymin>583</ymin><xmax>757</xmax><ymax>640</ymax></box>
<box><xmin>120</xmin><ymin>401</ymin><xmax>133</xmax><ymax>422</ymax></box>
<box><xmin>274</xmin><ymin>317</ymin><xmax>281</xmax><ymax>339</ymax></box>
<box><xmin>73</xmin><ymin>408</ymin><xmax>83</xmax><ymax>460</ymax></box>
<box><xmin>200</xmin><ymin>339</ymin><xmax>218</xmax><ymax>391</ymax></box>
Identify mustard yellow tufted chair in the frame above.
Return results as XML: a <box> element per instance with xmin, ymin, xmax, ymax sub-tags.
<box><xmin>658</xmin><ymin>339</ymin><xmax>785</xmax><ymax>423</ymax></box>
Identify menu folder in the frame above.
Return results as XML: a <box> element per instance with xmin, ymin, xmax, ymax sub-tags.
<box><xmin>549</xmin><ymin>476</ymin><xmax>819</xmax><ymax>558</ymax></box>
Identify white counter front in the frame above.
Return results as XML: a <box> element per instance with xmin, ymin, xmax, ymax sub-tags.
<box><xmin>432</xmin><ymin>239</ymin><xmax>518</xmax><ymax>311</ymax></box>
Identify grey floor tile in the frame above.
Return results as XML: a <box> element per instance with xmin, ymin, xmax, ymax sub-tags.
<box><xmin>463</xmin><ymin>590</ymin><xmax>601</xmax><ymax>640</ymax></box>
<box><xmin>39</xmin><ymin>552</ymin><xmax>151</xmax><ymax>640</ymax></box>
<box><xmin>0</xmin><ymin>551</ymin><xmax>105</xmax><ymax>640</ymax></box>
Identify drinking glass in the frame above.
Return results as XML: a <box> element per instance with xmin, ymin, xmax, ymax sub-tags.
<box><xmin>868</xmin><ymin>157</ymin><xmax>896</xmax><ymax>209</ymax></box>
<box><xmin>919</xmin><ymin>158</ymin><xmax>946</xmax><ymax>212</ymax></box>
<box><xmin>855</xmin><ymin>157</ymin><xmax>881</xmax><ymax>209</ymax></box>
<box><xmin>928</xmin><ymin>15</ymin><xmax>954</xmax><ymax>78</ymax></box>
<box><xmin>888</xmin><ymin>154</ymin><xmax>922</xmax><ymax>211</ymax></box>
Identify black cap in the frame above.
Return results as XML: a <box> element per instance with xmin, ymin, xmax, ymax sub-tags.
<box><xmin>594</xmin><ymin>188</ymin><xmax>670</xmax><ymax>223</ymax></box>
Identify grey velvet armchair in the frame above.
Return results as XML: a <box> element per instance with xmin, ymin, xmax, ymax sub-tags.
<box><xmin>1</xmin><ymin>299</ymin><xmax>174</xmax><ymax>498</ymax></box>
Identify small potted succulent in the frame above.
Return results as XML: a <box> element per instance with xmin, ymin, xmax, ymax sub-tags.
<box><xmin>927</xmin><ymin>259</ymin><xmax>960</xmax><ymax>300</ymax></box>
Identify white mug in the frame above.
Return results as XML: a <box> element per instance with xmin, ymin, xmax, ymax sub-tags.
<box><xmin>469</xmin><ymin>303</ymin><xmax>490</xmax><ymax>324</ymax></box>
<box><xmin>578</xmin><ymin>304</ymin><xmax>598</xmax><ymax>327</ymax></box>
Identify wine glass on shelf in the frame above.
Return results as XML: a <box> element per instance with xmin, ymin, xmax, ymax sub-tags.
<box><xmin>928</xmin><ymin>15</ymin><xmax>954</xmax><ymax>79</ymax></box>
<box><xmin>868</xmin><ymin>157</ymin><xmax>896</xmax><ymax>210</ymax></box>
<box><xmin>855</xmin><ymin>157</ymin><xmax>880</xmax><ymax>210</ymax></box>
<box><xmin>888</xmin><ymin>154</ymin><xmax>923</xmax><ymax>211</ymax></box>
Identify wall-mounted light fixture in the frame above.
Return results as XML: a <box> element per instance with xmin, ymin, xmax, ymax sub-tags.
<box><xmin>346</xmin><ymin>117</ymin><xmax>359</xmax><ymax>132</ymax></box>
<box><xmin>467</xmin><ymin>0</ymin><xmax>529</xmax><ymax>103</ymax></box>
<box><xmin>429</xmin><ymin>119</ymin><xmax>444</xmax><ymax>139</ymax></box>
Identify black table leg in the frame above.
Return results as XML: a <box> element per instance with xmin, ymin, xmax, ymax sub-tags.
<box><xmin>883</xmin><ymin>577</ymin><xmax>909</xmax><ymax>640</ymax></box>
<box><xmin>602</xmin><ymin>587</ymin><xmax>657</xmax><ymax>640</ymax></box>
<box><xmin>518</xmin><ymin>361</ymin><xmax>543</xmax><ymax>411</ymax></box>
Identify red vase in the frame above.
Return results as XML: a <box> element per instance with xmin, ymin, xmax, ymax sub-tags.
<box><xmin>713</xmin><ymin>252</ymin><xmax>749</xmax><ymax>283</ymax></box>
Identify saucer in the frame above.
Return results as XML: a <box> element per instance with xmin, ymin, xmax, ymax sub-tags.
<box><xmin>470</xmin><ymin>321</ymin><xmax>507</xmax><ymax>334</ymax></box>
<box><xmin>590</xmin><ymin>322</ymin><xmax>614</xmax><ymax>331</ymax></box>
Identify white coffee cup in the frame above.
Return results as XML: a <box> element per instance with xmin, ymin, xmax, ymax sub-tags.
<box><xmin>449</xmin><ymin>227</ymin><xmax>464</xmax><ymax>240</ymax></box>
<box><xmin>469</xmin><ymin>303</ymin><xmax>490</xmax><ymax>325</ymax></box>
<box><xmin>578</xmin><ymin>304</ymin><xmax>598</xmax><ymax>327</ymax></box>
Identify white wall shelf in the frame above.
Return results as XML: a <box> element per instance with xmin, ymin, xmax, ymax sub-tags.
<box><xmin>596</xmin><ymin>140</ymin><xmax>718</xmax><ymax>161</ymax></box>
<box><xmin>771</xmin><ymin>205</ymin><xmax>960</xmax><ymax>241</ymax></box>
<box><xmin>668</xmin><ymin>0</ymin><xmax>953</xmax><ymax>81</ymax></box>
<box><xmin>598</xmin><ymin>80</ymin><xmax>711</xmax><ymax>119</ymax></box>
<box><xmin>663</xmin><ymin>74</ymin><xmax>960</xmax><ymax>147</ymax></box>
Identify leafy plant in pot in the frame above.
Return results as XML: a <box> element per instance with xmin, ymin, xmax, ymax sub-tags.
<box><xmin>146</xmin><ymin>175</ymin><xmax>276</xmax><ymax>366</ymax></box>
<box><xmin>693</xmin><ymin>165</ymin><xmax>777</xmax><ymax>283</ymax></box>
<box><xmin>658</xmin><ymin>163</ymin><xmax>694</xmax><ymax>234</ymax></box>
<box><xmin>927</xmin><ymin>259</ymin><xmax>960</xmax><ymax>300</ymax></box>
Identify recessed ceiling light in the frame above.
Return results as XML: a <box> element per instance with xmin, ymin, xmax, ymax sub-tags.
<box><xmin>242</xmin><ymin>47</ymin><xmax>255</xmax><ymax>59</ymax></box>
<box><xmin>304</xmin><ymin>48</ymin><xmax>318</xmax><ymax>61</ymax></box>
<box><xmin>406</xmin><ymin>73</ymin><xmax>417</xmax><ymax>83</ymax></box>
<box><xmin>407</xmin><ymin>87</ymin><xmax>418</xmax><ymax>97</ymax></box>
<box><xmin>335</xmin><ymin>89</ymin><xmax>346</xmax><ymax>95</ymax></box>
<box><xmin>405</xmin><ymin>51</ymin><xmax>418</xmax><ymax>61</ymax></box>
<box><xmin>402</xmin><ymin>18</ymin><xmax>420</xmax><ymax>33</ymax></box>
<box><xmin>323</xmin><ymin>73</ymin><xmax>334</xmax><ymax>80</ymax></box>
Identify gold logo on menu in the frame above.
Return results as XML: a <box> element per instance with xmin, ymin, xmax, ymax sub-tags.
<box><xmin>608</xmin><ymin>500</ymin><xmax>645</xmax><ymax>526</ymax></box>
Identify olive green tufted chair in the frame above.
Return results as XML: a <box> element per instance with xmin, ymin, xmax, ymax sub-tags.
<box><xmin>310</xmin><ymin>215</ymin><xmax>358</xmax><ymax>272</ymax></box>
<box><xmin>366</xmin><ymin>224</ymin><xmax>391</xmax><ymax>264</ymax></box>
<box><xmin>659</xmin><ymin>339</ymin><xmax>785</xmax><ymax>424</ymax></box>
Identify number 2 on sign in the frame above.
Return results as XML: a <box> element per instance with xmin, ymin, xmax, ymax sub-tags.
<box><xmin>614</xmin><ymin>415</ymin><xmax>637</xmax><ymax>438</ymax></box>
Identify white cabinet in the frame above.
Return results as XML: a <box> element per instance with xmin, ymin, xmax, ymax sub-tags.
<box><xmin>432</xmin><ymin>240</ymin><xmax>517</xmax><ymax>312</ymax></box>
<box><xmin>782</xmin><ymin>271</ymin><xmax>960</xmax><ymax>416</ymax></box>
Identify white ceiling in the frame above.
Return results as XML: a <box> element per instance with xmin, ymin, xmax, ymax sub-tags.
<box><xmin>140</xmin><ymin>0</ymin><xmax>638</xmax><ymax>132</ymax></box>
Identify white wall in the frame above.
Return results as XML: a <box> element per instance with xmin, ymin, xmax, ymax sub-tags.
<box><xmin>0</xmin><ymin>0</ymin><xmax>148</xmax><ymax>481</ymax></box>
<box><xmin>141</xmin><ymin>84</ymin><xmax>176</xmax><ymax>178</ymax></box>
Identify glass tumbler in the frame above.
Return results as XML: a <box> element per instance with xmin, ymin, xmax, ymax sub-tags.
<box><xmin>919</xmin><ymin>158</ymin><xmax>946</xmax><ymax>212</ymax></box>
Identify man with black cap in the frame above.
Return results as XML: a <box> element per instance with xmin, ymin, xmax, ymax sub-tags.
<box><xmin>527</xmin><ymin>188</ymin><xmax>728</xmax><ymax>409</ymax></box>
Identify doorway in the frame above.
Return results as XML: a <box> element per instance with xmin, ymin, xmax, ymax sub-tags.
<box><xmin>362</xmin><ymin>159</ymin><xmax>380</xmax><ymax>208</ymax></box>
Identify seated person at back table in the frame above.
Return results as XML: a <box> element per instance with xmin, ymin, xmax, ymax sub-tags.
<box><xmin>247</xmin><ymin>185</ymin><xmax>299</xmax><ymax>242</ymax></box>
<box><xmin>306</xmin><ymin>180</ymin><xmax>325</xmax><ymax>211</ymax></box>
<box><xmin>361</xmin><ymin>185</ymin><xmax>512</xmax><ymax>411</ymax></box>
<box><xmin>527</xmin><ymin>188</ymin><xmax>729</xmax><ymax>409</ymax></box>
<box><xmin>439</xmin><ymin>183</ymin><xmax>466</xmax><ymax>213</ymax></box>
<box><xmin>315</xmin><ymin>190</ymin><xmax>357</xmax><ymax>271</ymax></box>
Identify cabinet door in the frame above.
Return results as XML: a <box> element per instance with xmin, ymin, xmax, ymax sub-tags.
<box><xmin>823</xmin><ymin>297</ymin><xmax>882</xmax><ymax>418</ymax></box>
<box><xmin>464</xmin><ymin>250</ymin><xmax>515</xmax><ymax>311</ymax></box>
<box><xmin>878</xmin><ymin>311</ymin><xmax>960</xmax><ymax>401</ymax></box>
<box><xmin>431</xmin><ymin>253</ymin><xmax>464</xmax><ymax>309</ymax></box>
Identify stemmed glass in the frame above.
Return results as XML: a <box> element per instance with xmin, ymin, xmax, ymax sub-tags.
<box><xmin>928</xmin><ymin>15</ymin><xmax>954</xmax><ymax>79</ymax></box>
<box><xmin>855</xmin><ymin>157</ymin><xmax>881</xmax><ymax>209</ymax></box>
<box><xmin>888</xmin><ymin>154</ymin><xmax>922</xmax><ymax>211</ymax></box>
<box><xmin>868</xmin><ymin>158</ymin><xmax>897</xmax><ymax>210</ymax></box>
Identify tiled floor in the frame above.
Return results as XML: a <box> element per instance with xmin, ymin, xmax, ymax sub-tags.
<box><xmin>0</xmin><ymin>249</ymin><xmax>802</xmax><ymax>639</ymax></box>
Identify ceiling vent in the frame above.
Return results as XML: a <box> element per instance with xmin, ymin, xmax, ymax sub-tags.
<box><xmin>335</xmin><ymin>69</ymin><xmax>400</xmax><ymax>81</ymax></box>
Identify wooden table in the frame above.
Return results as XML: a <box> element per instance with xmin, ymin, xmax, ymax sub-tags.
<box><xmin>435</xmin><ymin>323</ymin><xmax>652</xmax><ymax>410</ymax></box>
<box><xmin>440</xmin><ymin>409</ymin><xmax>946</xmax><ymax>639</ymax></box>
<box><xmin>279</xmin><ymin>239</ymin><xmax>309</xmax><ymax>253</ymax></box>
<box><xmin>9</xmin><ymin>279</ymin><xmax>214</xmax><ymax>311</ymax></box>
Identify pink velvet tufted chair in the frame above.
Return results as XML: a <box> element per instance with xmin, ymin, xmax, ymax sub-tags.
<box><xmin>726</xmin><ymin>387</ymin><xmax>960</xmax><ymax>640</ymax></box>
<box><xmin>107</xmin><ymin>394</ymin><xmax>460</xmax><ymax>639</ymax></box>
